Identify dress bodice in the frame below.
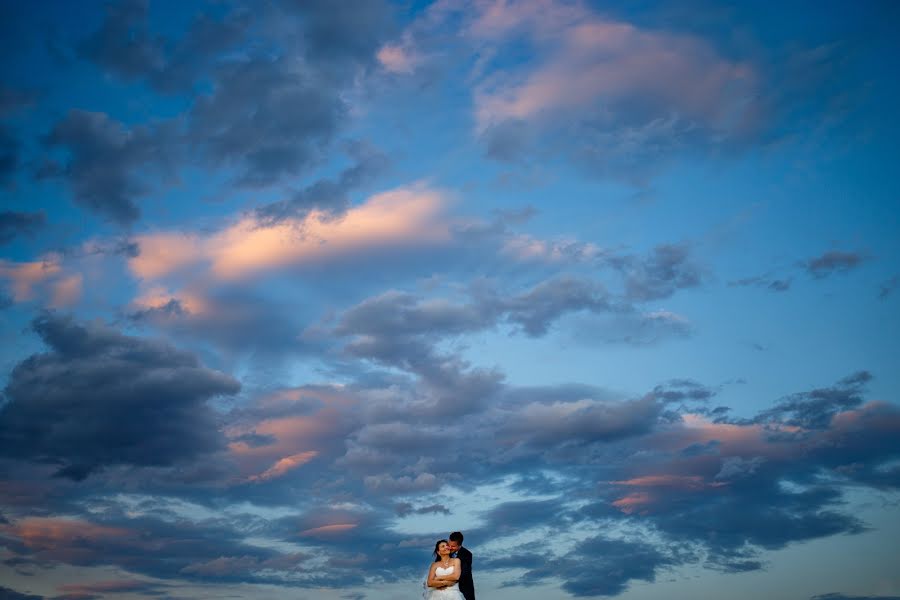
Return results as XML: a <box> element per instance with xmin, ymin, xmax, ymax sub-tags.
<box><xmin>435</xmin><ymin>565</ymin><xmax>455</xmax><ymax>576</ymax></box>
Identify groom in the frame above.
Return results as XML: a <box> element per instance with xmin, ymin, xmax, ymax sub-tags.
<box><xmin>447</xmin><ymin>531</ymin><xmax>474</xmax><ymax>600</ymax></box>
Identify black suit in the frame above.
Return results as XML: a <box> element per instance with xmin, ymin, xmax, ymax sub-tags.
<box><xmin>454</xmin><ymin>546</ymin><xmax>474</xmax><ymax>600</ymax></box>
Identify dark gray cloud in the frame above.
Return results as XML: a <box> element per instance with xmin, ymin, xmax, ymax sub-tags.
<box><xmin>494</xmin><ymin>276</ymin><xmax>610</xmax><ymax>337</ymax></box>
<box><xmin>0</xmin><ymin>124</ymin><xmax>19</xmax><ymax>185</ymax></box>
<box><xmin>614</xmin><ymin>243</ymin><xmax>705</xmax><ymax>301</ymax></box>
<box><xmin>504</xmin><ymin>536</ymin><xmax>673</xmax><ymax>597</ymax></box>
<box><xmin>570</xmin><ymin>308</ymin><xmax>693</xmax><ymax>346</ymax></box>
<box><xmin>0</xmin><ymin>313</ymin><xmax>239</xmax><ymax>479</ymax></box>
<box><xmin>494</xmin><ymin>395</ymin><xmax>661</xmax><ymax>449</ymax></box>
<box><xmin>0</xmin><ymin>86</ymin><xmax>38</xmax><ymax>116</ymax></box>
<box><xmin>336</xmin><ymin>290</ymin><xmax>494</xmax><ymax>341</ymax></box>
<box><xmin>255</xmin><ymin>140</ymin><xmax>389</xmax><ymax>222</ymax></box>
<box><xmin>803</xmin><ymin>250</ymin><xmax>868</xmax><ymax>279</ymax></box>
<box><xmin>879</xmin><ymin>275</ymin><xmax>899</xmax><ymax>299</ymax></box>
<box><xmin>753</xmin><ymin>371</ymin><xmax>870</xmax><ymax>429</ymax></box>
<box><xmin>285</xmin><ymin>0</ymin><xmax>393</xmax><ymax>65</ymax></box>
<box><xmin>394</xmin><ymin>502</ymin><xmax>450</xmax><ymax>517</ymax></box>
<box><xmin>0</xmin><ymin>210</ymin><xmax>45</xmax><ymax>244</ymax></box>
<box><xmin>811</xmin><ymin>595</ymin><xmax>900</xmax><ymax>600</ymax></box>
<box><xmin>729</xmin><ymin>274</ymin><xmax>792</xmax><ymax>292</ymax></box>
<box><xmin>0</xmin><ymin>587</ymin><xmax>43</xmax><ymax>600</ymax></box>
<box><xmin>78</xmin><ymin>0</ymin><xmax>166</xmax><ymax>85</ymax></box>
<box><xmin>650</xmin><ymin>379</ymin><xmax>716</xmax><ymax>404</ymax></box>
<box><xmin>187</xmin><ymin>55</ymin><xmax>345</xmax><ymax>187</ymax></box>
<box><xmin>645</xmin><ymin>478</ymin><xmax>864</xmax><ymax>571</ymax></box>
<box><xmin>79</xmin><ymin>0</ymin><xmax>249</xmax><ymax>93</ymax></box>
<box><xmin>40</xmin><ymin>110</ymin><xmax>174</xmax><ymax>225</ymax></box>
<box><xmin>475</xmin><ymin>498</ymin><xmax>569</xmax><ymax>539</ymax></box>
<box><xmin>180</xmin><ymin>1</ymin><xmax>394</xmax><ymax>188</ymax></box>
<box><xmin>68</xmin><ymin>0</ymin><xmax>395</xmax><ymax>211</ymax></box>
<box><xmin>53</xmin><ymin>580</ymin><xmax>168</xmax><ymax>599</ymax></box>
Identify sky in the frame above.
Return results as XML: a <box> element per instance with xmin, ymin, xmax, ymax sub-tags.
<box><xmin>1</xmin><ymin>1</ymin><xmax>899</xmax><ymax>599</ymax></box>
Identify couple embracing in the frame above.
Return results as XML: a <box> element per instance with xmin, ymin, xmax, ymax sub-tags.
<box><xmin>424</xmin><ymin>531</ymin><xmax>474</xmax><ymax>600</ymax></box>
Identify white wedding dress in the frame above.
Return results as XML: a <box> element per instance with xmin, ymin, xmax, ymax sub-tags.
<box><xmin>423</xmin><ymin>565</ymin><xmax>465</xmax><ymax>600</ymax></box>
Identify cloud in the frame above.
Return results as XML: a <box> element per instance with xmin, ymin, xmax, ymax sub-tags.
<box><xmin>811</xmin><ymin>595</ymin><xmax>900</xmax><ymax>600</ymax></box>
<box><xmin>614</xmin><ymin>243</ymin><xmax>706</xmax><ymax>301</ymax></box>
<box><xmin>49</xmin><ymin>274</ymin><xmax>82</xmax><ymax>308</ymax></box>
<box><xmin>73</xmin><ymin>0</ymin><xmax>395</xmax><ymax>199</ymax></box>
<box><xmin>0</xmin><ymin>514</ymin><xmax>297</xmax><ymax>585</ymax></box>
<box><xmin>186</xmin><ymin>55</ymin><xmax>345</xmax><ymax>187</ymax></box>
<box><xmin>803</xmin><ymin>250</ymin><xmax>868</xmax><ymax>279</ymax></box>
<box><xmin>0</xmin><ymin>587</ymin><xmax>43</xmax><ymax>600</ymax></box>
<box><xmin>729</xmin><ymin>274</ymin><xmax>793</xmax><ymax>292</ymax></box>
<box><xmin>129</xmin><ymin>184</ymin><xmax>451</xmax><ymax>281</ymax></box>
<box><xmin>494</xmin><ymin>275</ymin><xmax>610</xmax><ymax>336</ymax></box>
<box><xmin>1</xmin><ymin>362</ymin><xmax>898</xmax><ymax>595</ymax></box>
<box><xmin>0</xmin><ymin>313</ymin><xmax>239</xmax><ymax>479</ymax></box>
<box><xmin>254</xmin><ymin>140</ymin><xmax>390</xmax><ymax>223</ymax></box>
<box><xmin>40</xmin><ymin>110</ymin><xmax>174</xmax><ymax>225</ymax></box>
<box><xmin>78</xmin><ymin>0</ymin><xmax>166</xmax><ymax>84</ymax></box>
<box><xmin>128</xmin><ymin>286</ymin><xmax>319</xmax><ymax>359</ymax></box>
<box><xmin>752</xmin><ymin>371</ymin><xmax>871</xmax><ymax>429</ymax></box>
<box><xmin>289</xmin><ymin>0</ymin><xmax>393</xmax><ymax>65</ymax></box>
<box><xmin>394</xmin><ymin>502</ymin><xmax>450</xmax><ymax>517</ymax></box>
<box><xmin>0</xmin><ymin>210</ymin><xmax>46</xmax><ymax>244</ymax></box>
<box><xmin>247</xmin><ymin>451</ymin><xmax>319</xmax><ymax>483</ymax></box>
<box><xmin>0</xmin><ymin>124</ymin><xmax>20</xmax><ymax>185</ymax></box>
<box><xmin>55</xmin><ymin>580</ymin><xmax>167</xmax><ymax>598</ymax></box>
<box><xmin>586</xmin><ymin>373</ymin><xmax>900</xmax><ymax>572</ymax></box>
<box><xmin>377</xmin><ymin>39</ymin><xmax>422</xmax><ymax>74</ymax></box>
<box><xmin>0</xmin><ymin>85</ymin><xmax>38</xmax><ymax>116</ymax></box>
<box><xmin>463</xmin><ymin>1</ymin><xmax>759</xmax><ymax>178</ymax></box>
<box><xmin>571</xmin><ymin>308</ymin><xmax>693</xmax><ymax>346</ymax></box>
<box><xmin>507</xmin><ymin>535</ymin><xmax>673</xmax><ymax>597</ymax></box>
<box><xmin>474</xmin><ymin>16</ymin><xmax>754</xmax><ymax>129</ymax></box>
<box><xmin>879</xmin><ymin>275</ymin><xmax>899</xmax><ymax>299</ymax></box>
<box><xmin>495</xmin><ymin>395</ymin><xmax>661</xmax><ymax>449</ymax></box>
<box><xmin>0</xmin><ymin>255</ymin><xmax>62</xmax><ymax>301</ymax></box>
<box><xmin>78</xmin><ymin>0</ymin><xmax>248</xmax><ymax>93</ymax></box>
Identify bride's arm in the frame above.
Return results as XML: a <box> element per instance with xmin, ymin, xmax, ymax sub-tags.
<box><xmin>426</xmin><ymin>563</ymin><xmax>449</xmax><ymax>588</ymax></box>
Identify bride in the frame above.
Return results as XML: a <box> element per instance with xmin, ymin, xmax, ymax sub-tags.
<box><xmin>423</xmin><ymin>539</ymin><xmax>464</xmax><ymax>599</ymax></box>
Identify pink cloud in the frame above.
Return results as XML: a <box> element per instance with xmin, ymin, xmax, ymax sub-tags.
<box><xmin>476</xmin><ymin>19</ymin><xmax>755</xmax><ymax>131</ymax></box>
<box><xmin>1</xmin><ymin>517</ymin><xmax>135</xmax><ymax>562</ymax></box>
<box><xmin>612</xmin><ymin>474</ymin><xmax>725</xmax><ymax>490</ymax></box>
<box><xmin>128</xmin><ymin>184</ymin><xmax>451</xmax><ymax>282</ymax></box>
<box><xmin>0</xmin><ymin>255</ymin><xmax>63</xmax><ymax>301</ymax></box>
<box><xmin>611</xmin><ymin>491</ymin><xmax>652</xmax><ymax>515</ymax></box>
<box><xmin>298</xmin><ymin>523</ymin><xmax>358</xmax><ymax>537</ymax></box>
<box><xmin>129</xmin><ymin>232</ymin><xmax>202</xmax><ymax>280</ymax></box>
<box><xmin>225</xmin><ymin>386</ymin><xmax>360</xmax><ymax>481</ymax></box>
<box><xmin>247</xmin><ymin>451</ymin><xmax>319</xmax><ymax>482</ymax></box>
<box><xmin>51</xmin><ymin>273</ymin><xmax>83</xmax><ymax>307</ymax></box>
<box><xmin>469</xmin><ymin>2</ymin><xmax>757</xmax><ymax>133</ymax></box>
<box><xmin>377</xmin><ymin>40</ymin><xmax>422</xmax><ymax>74</ymax></box>
<box><xmin>58</xmin><ymin>581</ymin><xmax>151</xmax><ymax>595</ymax></box>
<box><xmin>133</xmin><ymin>285</ymin><xmax>209</xmax><ymax>314</ymax></box>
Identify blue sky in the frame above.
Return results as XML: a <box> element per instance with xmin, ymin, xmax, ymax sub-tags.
<box><xmin>1</xmin><ymin>1</ymin><xmax>899</xmax><ymax>599</ymax></box>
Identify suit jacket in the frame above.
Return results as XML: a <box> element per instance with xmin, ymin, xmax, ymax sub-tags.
<box><xmin>454</xmin><ymin>546</ymin><xmax>474</xmax><ymax>600</ymax></box>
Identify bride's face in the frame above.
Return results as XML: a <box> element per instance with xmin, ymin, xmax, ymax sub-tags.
<box><xmin>437</xmin><ymin>542</ymin><xmax>450</xmax><ymax>556</ymax></box>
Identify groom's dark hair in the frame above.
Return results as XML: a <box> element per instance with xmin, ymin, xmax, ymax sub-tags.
<box><xmin>449</xmin><ymin>531</ymin><xmax>464</xmax><ymax>544</ymax></box>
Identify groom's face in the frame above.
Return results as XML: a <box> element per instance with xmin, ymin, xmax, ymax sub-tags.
<box><xmin>447</xmin><ymin>540</ymin><xmax>459</xmax><ymax>553</ymax></box>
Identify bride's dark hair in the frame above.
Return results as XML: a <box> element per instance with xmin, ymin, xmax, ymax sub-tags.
<box><xmin>433</xmin><ymin>539</ymin><xmax>448</xmax><ymax>562</ymax></box>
